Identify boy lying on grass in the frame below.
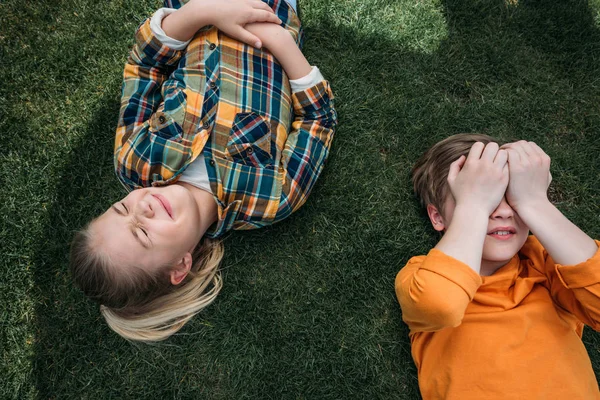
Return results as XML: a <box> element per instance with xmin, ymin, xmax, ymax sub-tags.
<box><xmin>396</xmin><ymin>134</ymin><xmax>600</xmax><ymax>399</ymax></box>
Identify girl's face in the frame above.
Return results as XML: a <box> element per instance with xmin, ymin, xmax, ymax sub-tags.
<box><xmin>90</xmin><ymin>185</ymin><xmax>203</xmax><ymax>274</ymax></box>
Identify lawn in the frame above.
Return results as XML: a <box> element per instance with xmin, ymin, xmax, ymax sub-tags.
<box><xmin>2</xmin><ymin>0</ymin><xmax>600</xmax><ymax>398</ymax></box>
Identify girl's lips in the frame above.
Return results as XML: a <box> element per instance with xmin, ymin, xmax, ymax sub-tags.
<box><xmin>152</xmin><ymin>194</ymin><xmax>173</xmax><ymax>219</ymax></box>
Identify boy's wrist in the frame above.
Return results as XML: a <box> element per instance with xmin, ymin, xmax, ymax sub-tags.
<box><xmin>435</xmin><ymin>205</ymin><xmax>488</xmax><ymax>274</ymax></box>
<box><xmin>452</xmin><ymin>203</ymin><xmax>490</xmax><ymax>226</ymax></box>
<box><xmin>511</xmin><ymin>198</ymin><xmax>553</xmax><ymax>224</ymax></box>
<box><xmin>453</xmin><ymin>202</ymin><xmax>491</xmax><ymax>222</ymax></box>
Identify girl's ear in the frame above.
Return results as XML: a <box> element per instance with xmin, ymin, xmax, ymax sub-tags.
<box><xmin>426</xmin><ymin>204</ymin><xmax>446</xmax><ymax>232</ymax></box>
<box><xmin>170</xmin><ymin>252</ymin><xmax>192</xmax><ymax>285</ymax></box>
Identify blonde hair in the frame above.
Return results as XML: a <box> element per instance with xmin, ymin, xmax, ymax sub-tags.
<box><xmin>70</xmin><ymin>227</ymin><xmax>224</xmax><ymax>342</ymax></box>
<box><xmin>412</xmin><ymin>133</ymin><xmax>505</xmax><ymax>213</ymax></box>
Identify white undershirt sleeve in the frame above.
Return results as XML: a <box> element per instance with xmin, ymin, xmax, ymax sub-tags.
<box><xmin>289</xmin><ymin>66</ymin><xmax>324</xmax><ymax>93</ymax></box>
<box><xmin>150</xmin><ymin>8</ymin><xmax>192</xmax><ymax>50</ymax></box>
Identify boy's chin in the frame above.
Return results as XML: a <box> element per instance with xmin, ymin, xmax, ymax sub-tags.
<box><xmin>482</xmin><ymin>247</ymin><xmax>519</xmax><ymax>265</ymax></box>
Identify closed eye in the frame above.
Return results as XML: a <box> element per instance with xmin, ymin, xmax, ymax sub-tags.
<box><xmin>133</xmin><ymin>226</ymin><xmax>151</xmax><ymax>249</ymax></box>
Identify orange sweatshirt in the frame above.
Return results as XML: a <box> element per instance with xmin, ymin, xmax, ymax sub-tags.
<box><xmin>395</xmin><ymin>236</ymin><xmax>600</xmax><ymax>400</ymax></box>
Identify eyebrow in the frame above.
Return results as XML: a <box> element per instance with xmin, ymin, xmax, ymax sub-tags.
<box><xmin>111</xmin><ymin>204</ymin><xmax>149</xmax><ymax>249</ymax></box>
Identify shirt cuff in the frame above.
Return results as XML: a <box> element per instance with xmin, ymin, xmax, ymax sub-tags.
<box><xmin>291</xmin><ymin>79</ymin><xmax>334</xmax><ymax>118</ymax></box>
<box><xmin>134</xmin><ymin>18</ymin><xmax>183</xmax><ymax>67</ymax></box>
<box><xmin>420</xmin><ymin>249</ymin><xmax>483</xmax><ymax>300</ymax></box>
<box><xmin>150</xmin><ymin>8</ymin><xmax>192</xmax><ymax>50</ymax></box>
<box><xmin>289</xmin><ymin>66</ymin><xmax>324</xmax><ymax>93</ymax></box>
<box><xmin>555</xmin><ymin>240</ymin><xmax>600</xmax><ymax>289</ymax></box>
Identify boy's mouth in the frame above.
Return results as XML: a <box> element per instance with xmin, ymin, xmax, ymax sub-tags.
<box><xmin>487</xmin><ymin>226</ymin><xmax>516</xmax><ymax>240</ymax></box>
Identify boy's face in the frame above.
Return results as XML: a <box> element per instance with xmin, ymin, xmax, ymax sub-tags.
<box><xmin>429</xmin><ymin>195</ymin><xmax>530</xmax><ymax>275</ymax></box>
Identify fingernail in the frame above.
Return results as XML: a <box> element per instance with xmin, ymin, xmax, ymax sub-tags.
<box><xmin>255</xmin><ymin>41</ymin><xmax>262</xmax><ymax>49</ymax></box>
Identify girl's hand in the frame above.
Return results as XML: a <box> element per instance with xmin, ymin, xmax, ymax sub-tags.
<box><xmin>203</xmin><ymin>0</ymin><xmax>282</xmax><ymax>48</ymax></box>
<box><xmin>447</xmin><ymin>142</ymin><xmax>509</xmax><ymax>215</ymax></box>
<box><xmin>163</xmin><ymin>0</ymin><xmax>281</xmax><ymax>46</ymax></box>
<box><xmin>502</xmin><ymin>141</ymin><xmax>552</xmax><ymax>212</ymax></box>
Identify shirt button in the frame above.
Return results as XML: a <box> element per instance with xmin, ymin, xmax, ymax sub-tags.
<box><xmin>246</xmin><ymin>148</ymin><xmax>254</xmax><ymax>155</ymax></box>
<box><xmin>209</xmin><ymin>43</ymin><xmax>216</xmax><ymax>51</ymax></box>
<box><xmin>209</xmin><ymin>159</ymin><xmax>215</xmax><ymax>167</ymax></box>
<box><xmin>202</xmin><ymin>121</ymin><xmax>210</xmax><ymax>130</ymax></box>
<box><xmin>158</xmin><ymin>115</ymin><xmax>166</xmax><ymax>124</ymax></box>
<box><xmin>209</xmin><ymin>82</ymin><xmax>216</xmax><ymax>90</ymax></box>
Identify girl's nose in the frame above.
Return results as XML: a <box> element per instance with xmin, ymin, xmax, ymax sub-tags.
<box><xmin>491</xmin><ymin>197</ymin><xmax>514</xmax><ymax>219</ymax></box>
<box><xmin>135</xmin><ymin>199</ymin><xmax>155</xmax><ymax>218</ymax></box>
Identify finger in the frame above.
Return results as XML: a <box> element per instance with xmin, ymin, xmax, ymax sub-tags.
<box><xmin>252</xmin><ymin>0</ymin><xmax>276</xmax><ymax>13</ymax></box>
<box><xmin>509</xmin><ymin>142</ymin><xmax>529</xmax><ymax>164</ymax></box>
<box><xmin>529</xmin><ymin>142</ymin><xmax>545</xmax><ymax>156</ymax></box>
<box><xmin>502</xmin><ymin>162</ymin><xmax>509</xmax><ymax>184</ymax></box>
<box><xmin>529</xmin><ymin>141</ymin><xmax>551</xmax><ymax>164</ymax></box>
<box><xmin>481</xmin><ymin>142</ymin><xmax>500</xmax><ymax>162</ymax></box>
<box><xmin>248</xmin><ymin>9</ymin><xmax>282</xmax><ymax>24</ymax></box>
<box><xmin>517</xmin><ymin>140</ymin><xmax>538</xmax><ymax>158</ymax></box>
<box><xmin>509</xmin><ymin>141</ymin><xmax>533</xmax><ymax>160</ymax></box>
<box><xmin>234</xmin><ymin>26</ymin><xmax>262</xmax><ymax>48</ymax></box>
<box><xmin>500</xmin><ymin>141</ymin><xmax>517</xmax><ymax>149</ymax></box>
<box><xmin>466</xmin><ymin>142</ymin><xmax>485</xmax><ymax>163</ymax></box>
<box><xmin>548</xmin><ymin>171</ymin><xmax>553</xmax><ymax>187</ymax></box>
<box><xmin>505</xmin><ymin>148</ymin><xmax>520</xmax><ymax>165</ymax></box>
<box><xmin>494</xmin><ymin>148</ymin><xmax>508</xmax><ymax>166</ymax></box>
<box><xmin>447</xmin><ymin>155</ymin><xmax>466</xmax><ymax>182</ymax></box>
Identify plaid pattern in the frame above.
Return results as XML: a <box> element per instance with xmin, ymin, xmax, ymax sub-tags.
<box><xmin>114</xmin><ymin>0</ymin><xmax>337</xmax><ymax>238</ymax></box>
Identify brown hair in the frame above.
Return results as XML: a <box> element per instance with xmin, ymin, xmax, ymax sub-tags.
<box><xmin>70</xmin><ymin>225</ymin><xmax>224</xmax><ymax>342</ymax></box>
<box><xmin>412</xmin><ymin>133</ymin><xmax>504</xmax><ymax>213</ymax></box>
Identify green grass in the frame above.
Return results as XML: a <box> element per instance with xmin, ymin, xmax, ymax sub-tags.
<box><xmin>2</xmin><ymin>0</ymin><xmax>600</xmax><ymax>398</ymax></box>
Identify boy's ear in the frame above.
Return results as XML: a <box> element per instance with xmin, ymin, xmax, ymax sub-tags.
<box><xmin>170</xmin><ymin>252</ymin><xmax>192</xmax><ymax>285</ymax></box>
<box><xmin>426</xmin><ymin>204</ymin><xmax>446</xmax><ymax>232</ymax></box>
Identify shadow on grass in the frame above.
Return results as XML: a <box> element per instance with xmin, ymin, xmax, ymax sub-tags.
<box><xmin>30</xmin><ymin>92</ymin><xmax>125</xmax><ymax>396</ymax></box>
<box><xmin>30</xmin><ymin>0</ymin><xmax>600</xmax><ymax>398</ymax></box>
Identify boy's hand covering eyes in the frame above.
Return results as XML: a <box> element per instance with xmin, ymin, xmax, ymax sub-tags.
<box><xmin>447</xmin><ymin>142</ymin><xmax>509</xmax><ymax>215</ymax></box>
<box><xmin>201</xmin><ymin>0</ymin><xmax>282</xmax><ymax>48</ymax></box>
<box><xmin>501</xmin><ymin>141</ymin><xmax>551</xmax><ymax>212</ymax></box>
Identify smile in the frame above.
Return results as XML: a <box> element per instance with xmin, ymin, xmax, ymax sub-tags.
<box><xmin>487</xmin><ymin>226</ymin><xmax>516</xmax><ymax>240</ymax></box>
<box><xmin>152</xmin><ymin>194</ymin><xmax>173</xmax><ymax>219</ymax></box>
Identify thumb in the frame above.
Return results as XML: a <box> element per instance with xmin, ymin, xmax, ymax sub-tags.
<box><xmin>447</xmin><ymin>155</ymin><xmax>466</xmax><ymax>183</ymax></box>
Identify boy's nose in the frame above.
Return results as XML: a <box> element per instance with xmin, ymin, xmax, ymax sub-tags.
<box><xmin>491</xmin><ymin>197</ymin><xmax>513</xmax><ymax>219</ymax></box>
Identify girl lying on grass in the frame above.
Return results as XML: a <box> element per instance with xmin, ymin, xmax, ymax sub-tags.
<box><xmin>70</xmin><ymin>0</ymin><xmax>336</xmax><ymax>342</ymax></box>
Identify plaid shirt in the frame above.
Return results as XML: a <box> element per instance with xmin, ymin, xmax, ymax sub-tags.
<box><xmin>114</xmin><ymin>0</ymin><xmax>337</xmax><ymax>238</ymax></box>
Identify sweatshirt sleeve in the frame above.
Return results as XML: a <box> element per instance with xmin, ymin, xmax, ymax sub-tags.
<box><xmin>522</xmin><ymin>237</ymin><xmax>600</xmax><ymax>331</ymax></box>
<box><xmin>395</xmin><ymin>249</ymin><xmax>482</xmax><ymax>333</ymax></box>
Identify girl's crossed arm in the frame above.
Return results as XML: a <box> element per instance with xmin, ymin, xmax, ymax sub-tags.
<box><xmin>245</xmin><ymin>22</ymin><xmax>338</xmax><ymax>219</ymax></box>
